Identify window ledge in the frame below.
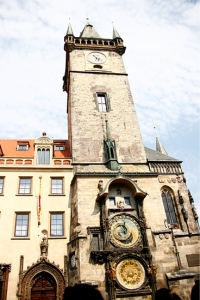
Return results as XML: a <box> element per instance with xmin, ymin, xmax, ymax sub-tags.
<box><xmin>48</xmin><ymin>194</ymin><xmax>66</xmax><ymax>196</ymax></box>
<box><xmin>11</xmin><ymin>237</ymin><xmax>30</xmax><ymax>240</ymax></box>
<box><xmin>15</xmin><ymin>194</ymin><xmax>33</xmax><ymax>196</ymax></box>
<box><xmin>48</xmin><ymin>236</ymin><xmax>67</xmax><ymax>239</ymax></box>
<box><xmin>0</xmin><ymin>194</ymin><xmax>4</xmax><ymax>196</ymax></box>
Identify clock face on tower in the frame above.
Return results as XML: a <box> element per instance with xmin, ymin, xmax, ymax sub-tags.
<box><xmin>109</xmin><ymin>215</ymin><xmax>141</xmax><ymax>248</ymax></box>
<box><xmin>87</xmin><ymin>52</ymin><xmax>106</xmax><ymax>64</ymax></box>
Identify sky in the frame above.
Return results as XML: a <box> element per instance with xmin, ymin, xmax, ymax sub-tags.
<box><xmin>0</xmin><ymin>0</ymin><xmax>199</xmax><ymax>214</ymax></box>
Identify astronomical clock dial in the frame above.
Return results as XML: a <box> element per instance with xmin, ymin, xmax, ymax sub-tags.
<box><xmin>116</xmin><ymin>258</ymin><xmax>145</xmax><ymax>290</ymax></box>
<box><xmin>87</xmin><ymin>52</ymin><xmax>106</xmax><ymax>64</ymax></box>
<box><xmin>109</xmin><ymin>215</ymin><xmax>140</xmax><ymax>248</ymax></box>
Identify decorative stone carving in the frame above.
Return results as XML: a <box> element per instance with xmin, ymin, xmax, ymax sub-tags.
<box><xmin>98</xmin><ymin>180</ymin><xmax>103</xmax><ymax>192</ymax></box>
<box><xmin>40</xmin><ymin>235</ymin><xmax>48</xmax><ymax>257</ymax></box>
<box><xmin>17</xmin><ymin>257</ymin><xmax>66</xmax><ymax>300</ymax></box>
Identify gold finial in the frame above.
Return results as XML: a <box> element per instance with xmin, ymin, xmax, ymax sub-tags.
<box><xmin>152</xmin><ymin>119</ymin><xmax>157</xmax><ymax>136</ymax></box>
<box><xmin>86</xmin><ymin>17</ymin><xmax>89</xmax><ymax>20</ymax></box>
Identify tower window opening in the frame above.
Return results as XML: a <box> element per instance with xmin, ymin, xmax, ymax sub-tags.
<box><xmin>97</xmin><ymin>93</ymin><xmax>107</xmax><ymax>112</ymax></box>
<box><xmin>92</xmin><ymin>234</ymin><xmax>100</xmax><ymax>250</ymax></box>
<box><xmin>93</xmin><ymin>65</ymin><xmax>102</xmax><ymax>69</ymax></box>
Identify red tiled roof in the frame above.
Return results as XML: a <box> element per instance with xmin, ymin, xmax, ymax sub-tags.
<box><xmin>0</xmin><ymin>139</ymin><xmax>71</xmax><ymax>158</ymax></box>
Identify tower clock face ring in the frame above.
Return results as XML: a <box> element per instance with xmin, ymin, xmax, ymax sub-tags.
<box><xmin>87</xmin><ymin>52</ymin><xmax>106</xmax><ymax>64</ymax></box>
<box><xmin>109</xmin><ymin>215</ymin><xmax>140</xmax><ymax>248</ymax></box>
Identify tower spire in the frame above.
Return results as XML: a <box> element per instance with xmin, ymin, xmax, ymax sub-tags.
<box><xmin>80</xmin><ymin>19</ymin><xmax>101</xmax><ymax>38</ymax></box>
<box><xmin>66</xmin><ymin>19</ymin><xmax>74</xmax><ymax>36</ymax></box>
<box><xmin>112</xmin><ymin>24</ymin><xmax>122</xmax><ymax>39</ymax></box>
<box><xmin>153</xmin><ymin>125</ymin><xmax>168</xmax><ymax>155</ymax></box>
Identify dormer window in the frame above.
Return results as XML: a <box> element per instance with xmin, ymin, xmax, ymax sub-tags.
<box><xmin>54</xmin><ymin>144</ymin><xmax>65</xmax><ymax>151</ymax></box>
<box><xmin>17</xmin><ymin>142</ymin><xmax>29</xmax><ymax>151</ymax></box>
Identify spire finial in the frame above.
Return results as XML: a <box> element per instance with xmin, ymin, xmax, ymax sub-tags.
<box><xmin>152</xmin><ymin>120</ymin><xmax>168</xmax><ymax>155</ymax></box>
<box><xmin>152</xmin><ymin>120</ymin><xmax>158</xmax><ymax>136</ymax></box>
<box><xmin>66</xmin><ymin>19</ymin><xmax>74</xmax><ymax>36</ymax></box>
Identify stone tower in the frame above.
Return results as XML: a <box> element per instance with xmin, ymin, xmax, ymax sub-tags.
<box><xmin>63</xmin><ymin>21</ymin><xmax>199</xmax><ymax>300</ymax></box>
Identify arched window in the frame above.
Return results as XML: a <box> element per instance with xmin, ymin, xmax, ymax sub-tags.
<box><xmin>162</xmin><ymin>189</ymin><xmax>177</xmax><ymax>224</ymax></box>
<box><xmin>37</xmin><ymin>148</ymin><xmax>50</xmax><ymax>164</ymax></box>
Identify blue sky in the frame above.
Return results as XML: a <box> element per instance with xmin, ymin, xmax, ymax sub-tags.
<box><xmin>0</xmin><ymin>0</ymin><xmax>199</xmax><ymax>214</ymax></box>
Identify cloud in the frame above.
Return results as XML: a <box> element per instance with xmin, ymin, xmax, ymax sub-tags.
<box><xmin>0</xmin><ymin>0</ymin><xmax>199</xmax><ymax>214</ymax></box>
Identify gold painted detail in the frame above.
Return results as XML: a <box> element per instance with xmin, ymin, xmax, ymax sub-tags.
<box><xmin>116</xmin><ymin>258</ymin><xmax>145</xmax><ymax>290</ymax></box>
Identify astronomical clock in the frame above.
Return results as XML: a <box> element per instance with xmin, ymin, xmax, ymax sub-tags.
<box><xmin>88</xmin><ymin>180</ymin><xmax>157</xmax><ymax>300</ymax></box>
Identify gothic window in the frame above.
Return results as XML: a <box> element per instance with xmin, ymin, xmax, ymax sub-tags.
<box><xmin>15</xmin><ymin>213</ymin><xmax>29</xmax><ymax>237</ymax></box>
<box><xmin>97</xmin><ymin>93</ymin><xmax>108</xmax><ymax>112</ymax></box>
<box><xmin>161</xmin><ymin>189</ymin><xmax>177</xmax><ymax>225</ymax></box>
<box><xmin>37</xmin><ymin>148</ymin><xmax>50</xmax><ymax>164</ymax></box>
<box><xmin>50</xmin><ymin>213</ymin><xmax>63</xmax><ymax>236</ymax></box>
<box><xmin>19</xmin><ymin>178</ymin><xmax>32</xmax><ymax>194</ymax></box>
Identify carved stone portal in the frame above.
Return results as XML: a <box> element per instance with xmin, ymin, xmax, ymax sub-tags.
<box><xmin>17</xmin><ymin>257</ymin><xmax>66</xmax><ymax>300</ymax></box>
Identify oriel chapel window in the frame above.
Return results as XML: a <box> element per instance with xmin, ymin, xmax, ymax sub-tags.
<box><xmin>161</xmin><ymin>189</ymin><xmax>177</xmax><ymax>225</ymax></box>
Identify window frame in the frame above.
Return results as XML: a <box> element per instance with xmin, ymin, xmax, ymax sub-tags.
<box><xmin>0</xmin><ymin>177</ymin><xmax>5</xmax><ymax>195</ymax></box>
<box><xmin>17</xmin><ymin>142</ymin><xmax>29</xmax><ymax>151</ymax></box>
<box><xmin>14</xmin><ymin>212</ymin><xmax>30</xmax><ymax>237</ymax></box>
<box><xmin>95</xmin><ymin>92</ymin><xmax>111</xmax><ymax>113</ymax></box>
<box><xmin>109</xmin><ymin>197</ymin><xmax>116</xmax><ymax>206</ymax></box>
<box><xmin>51</xmin><ymin>177</ymin><xmax>64</xmax><ymax>195</ymax></box>
<box><xmin>124</xmin><ymin>197</ymin><xmax>131</xmax><ymax>206</ymax></box>
<box><xmin>161</xmin><ymin>189</ymin><xmax>178</xmax><ymax>225</ymax></box>
<box><xmin>50</xmin><ymin>212</ymin><xmax>64</xmax><ymax>237</ymax></box>
<box><xmin>18</xmin><ymin>177</ymin><xmax>32</xmax><ymax>195</ymax></box>
<box><xmin>54</xmin><ymin>144</ymin><xmax>65</xmax><ymax>151</ymax></box>
<box><xmin>37</xmin><ymin>148</ymin><xmax>50</xmax><ymax>164</ymax></box>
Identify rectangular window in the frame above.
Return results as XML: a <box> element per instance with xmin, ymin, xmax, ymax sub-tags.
<box><xmin>51</xmin><ymin>178</ymin><xmax>63</xmax><ymax>194</ymax></box>
<box><xmin>55</xmin><ymin>145</ymin><xmax>65</xmax><ymax>151</ymax></box>
<box><xmin>19</xmin><ymin>178</ymin><xmax>31</xmax><ymax>194</ymax></box>
<box><xmin>124</xmin><ymin>197</ymin><xmax>131</xmax><ymax>205</ymax></box>
<box><xmin>50</xmin><ymin>213</ymin><xmax>63</xmax><ymax>236</ymax></box>
<box><xmin>0</xmin><ymin>178</ymin><xmax>4</xmax><ymax>194</ymax></box>
<box><xmin>109</xmin><ymin>197</ymin><xmax>116</xmax><ymax>206</ymax></box>
<box><xmin>97</xmin><ymin>93</ymin><xmax>107</xmax><ymax>112</ymax></box>
<box><xmin>93</xmin><ymin>234</ymin><xmax>100</xmax><ymax>250</ymax></box>
<box><xmin>17</xmin><ymin>142</ymin><xmax>29</xmax><ymax>150</ymax></box>
<box><xmin>15</xmin><ymin>213</ymin><xmax>29</xmax><ymax>237</ymax></box>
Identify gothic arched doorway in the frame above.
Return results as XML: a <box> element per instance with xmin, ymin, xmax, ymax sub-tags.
<box><xmin>17</xmin><ymin>257</ymin><xmax>66</xmax><ymax>300</ymax></box>
<box><xmin>31</xmin><ymin>272</ymin><xmax>56</xmax><ymax>300</ymax></box>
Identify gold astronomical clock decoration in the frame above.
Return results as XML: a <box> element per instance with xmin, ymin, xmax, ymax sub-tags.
<box><xmin>116</xmin><ymin>258</ymin><xmax>145</xmax><ymax>290</ymax></box>
<box><xmin>109</xmin><ymin>214</ymin><xmax>141</xmax><ymax>248</ymax></box>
